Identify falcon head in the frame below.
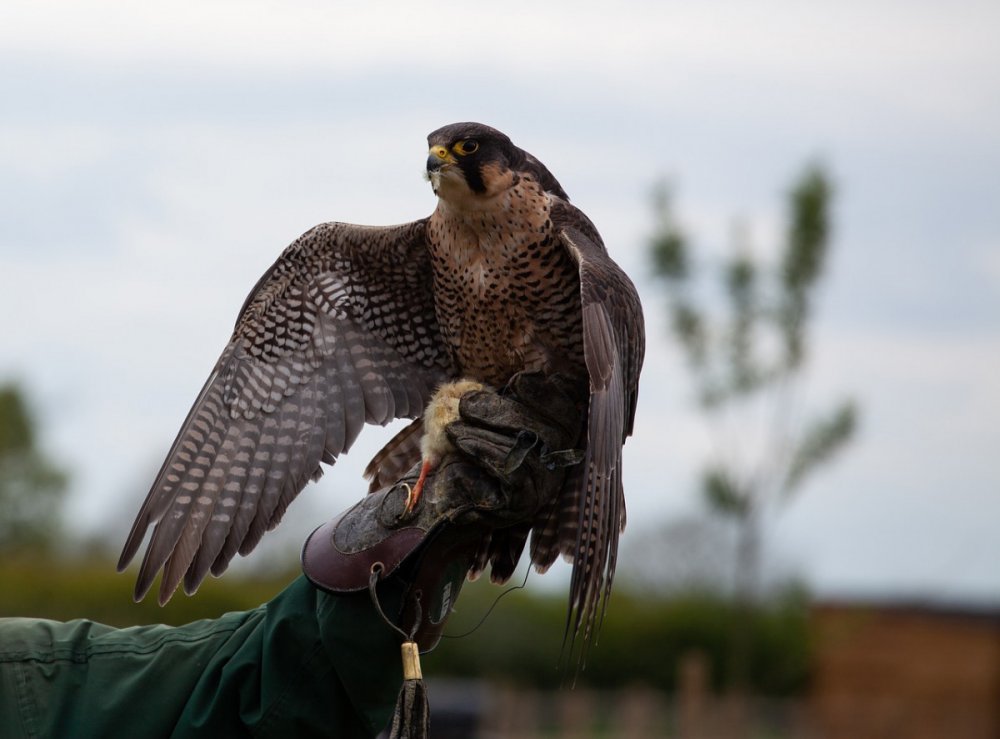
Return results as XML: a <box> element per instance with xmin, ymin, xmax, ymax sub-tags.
<box><xmin>426</xmin><ymin>122</ymin><xmax>568</xmax><ymax>204</ymax></box>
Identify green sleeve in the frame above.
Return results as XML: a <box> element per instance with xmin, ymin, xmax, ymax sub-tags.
<box><xmin>0</xmin><ymin>576</ymin><xmax>404</xmax><ymax>739</ymax></box>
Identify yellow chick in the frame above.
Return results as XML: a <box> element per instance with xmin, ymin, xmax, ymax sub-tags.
<box><xmin>404</xmin><ymin>379</ymin><xmax>487</xmax><ymax>512</ymax></box>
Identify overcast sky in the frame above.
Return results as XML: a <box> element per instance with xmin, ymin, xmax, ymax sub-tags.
<box><xmin>2</xmin><ymin>0</ymin><xmax>998</xmax><ymax>603</ymax></box>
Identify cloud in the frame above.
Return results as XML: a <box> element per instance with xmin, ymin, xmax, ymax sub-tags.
<box><xmin>2</xmin><ymin>0</ymin><xmax>996</xmax><ymax>140</ymax></box>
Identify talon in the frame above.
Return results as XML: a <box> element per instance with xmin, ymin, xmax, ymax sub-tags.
<box><xmin>404</xmin><ymin>460</ymin><xmax>433</xmax><ymax>514</ymax></box>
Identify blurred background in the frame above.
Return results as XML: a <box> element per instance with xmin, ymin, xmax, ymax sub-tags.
<box><xmin>1</xmin><ymin>1</ymin><xmax>998</xmax><ymax>736</ymax></box>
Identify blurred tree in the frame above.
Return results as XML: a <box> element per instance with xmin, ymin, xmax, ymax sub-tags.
<box><xmin>0</xmin><ymin>383</ymin><xmax>68</xmax><ymax>555</ymax></box>
<box><xmin>648</xmin><ymin>164</ymin><xmax>858</xmax><ymax>691</ymax></box>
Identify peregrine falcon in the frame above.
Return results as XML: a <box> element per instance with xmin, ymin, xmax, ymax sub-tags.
<box><xmin>118</xmin><ymin>122</ymin><xmax>645</xmax><ymax>648</ymax></box>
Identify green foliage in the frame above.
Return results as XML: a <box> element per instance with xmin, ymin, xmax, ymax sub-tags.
<box><xmin>703</xmin><ymin>466</ymin><xmax>749</xmax><ymax>518</ymax></box>
<box><xmin>0</xmin><ymin>384</ymin><xmax>68</xmax><ymax>555</ymax></box>
<box><xmin>425</xmin><ymin>577</ymin><xmax>811</xmax><ymax>696</ymax></box>
<box><xmin>725</xmin><ymin>251</ymin><xmax>761</xmax><ymax>394</ymax></box>
<box><xmin>671</xmin><ymin>300</ymin><xmax>707</xmax><ymax>369</ymax></box>
<box><xmin>782</xmin><ymin>166</ymin><xmax>831</xmax><ymax>296</ymax></box>
<box><xmin>649</xmin><ymin>182</ymin><xmax>689</xmax><ymax>281</ymax></box>
<box><xmin>0</xmin><ymin>556</ymin><xmax>295</xmax><ymax>626</ymax></box>
<box><xmin>0</xmin><ymin>387</ymin><xmax>34</xmax><ymax>452</ymax></box>
<box><xmin>783</xmin><ymin>400</ymin><xmax>858</xmax><ymax>497</ymax></box>
<box><xmin>778</xmin><ymin>166</ymin><xmax>833</xmax><ymax>368</ymax></box>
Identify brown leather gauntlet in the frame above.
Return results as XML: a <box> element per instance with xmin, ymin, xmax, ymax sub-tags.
<box><xmin>302</xmin><ymin>372</ymin><xmax>583</xmax><ymax>651</ymax></box>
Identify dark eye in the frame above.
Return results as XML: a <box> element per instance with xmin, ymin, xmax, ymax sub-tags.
<box><xmin>456</xmin><ymin>139</ymin><xmax>479</xmax><ymax>155</ymax></box>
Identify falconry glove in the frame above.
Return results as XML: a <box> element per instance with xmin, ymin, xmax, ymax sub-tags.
<box><xmin>302</xmin><ymin>372</ymin><xmax>584</xmax><ymax>652</ymax></box>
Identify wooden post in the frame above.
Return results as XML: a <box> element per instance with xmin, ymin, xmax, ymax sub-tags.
<box><xmin>679</xmin><ymin>650</ymin><xmax>709</xmax><ymax>739</ymax></box>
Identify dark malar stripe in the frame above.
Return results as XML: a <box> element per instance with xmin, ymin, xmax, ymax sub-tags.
<box><xmin>460</xmin><ymin>159</ymin><xmax>487</xmax><ymax>194</ymax></box>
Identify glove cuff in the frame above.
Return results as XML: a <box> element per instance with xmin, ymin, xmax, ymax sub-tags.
<box><xmin>302</xmin><ymin>482</ymin><xmax>483</xmax><ymax>651</ymax></box>
<box><xmin>302</xmin><ymin>486</ymin><xmax>427</xmax><ymax>593</ymax></box>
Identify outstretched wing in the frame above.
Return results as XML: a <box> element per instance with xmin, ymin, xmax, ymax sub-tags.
<box><xmin>118</xmin><ymin>220</ymin><xmax>454</xmax><ymax>604</ymax></box>
<box><xmin>547</xmin><ymin>200</ymin><xmax>645</xmax><ymax>654</ymax></box>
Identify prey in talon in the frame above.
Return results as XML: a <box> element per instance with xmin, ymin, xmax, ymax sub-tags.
<box><xmin>403</xmin><ymin>379</ymin><xmax>487</xmax><ymax>514</ymax></box>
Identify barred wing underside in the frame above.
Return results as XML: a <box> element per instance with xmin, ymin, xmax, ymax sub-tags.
<box><xmin>118</xmin><ymin>221</ymin><xmax>453</xmax><ymax>604</ymax></box>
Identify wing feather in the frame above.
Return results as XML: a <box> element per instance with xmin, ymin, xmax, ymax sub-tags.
<box><xmin>551</xmin><ymin>200</ymin><xmax>645</xmax><ymax>656</ymax></box>
<box><xmin>182</xmin><ymin>423</ymin><xmax>261</xmax><ymax>593</ymax></box>
<box><xmin>118</xmin><ymin>220</ymin><xmax>454</xmax><ymax>602</ymax></box>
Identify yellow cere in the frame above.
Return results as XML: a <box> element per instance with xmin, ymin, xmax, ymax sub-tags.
<box><xmin>430</xmin><ymin>145</ymin><xmax>455</xmax><ymax>164</ymax></box>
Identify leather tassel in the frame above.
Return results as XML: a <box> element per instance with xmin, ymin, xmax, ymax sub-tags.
<box><xmin>389</xmin><ymin>641</ymin><xmax>430</xmax><ymax>739</ymax></box>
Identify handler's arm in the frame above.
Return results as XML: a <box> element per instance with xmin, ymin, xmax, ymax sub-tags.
<box><xmin>0</xmin><ymin>575</ymin><xmax>403</xmax><ymax>739</ymax></box>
